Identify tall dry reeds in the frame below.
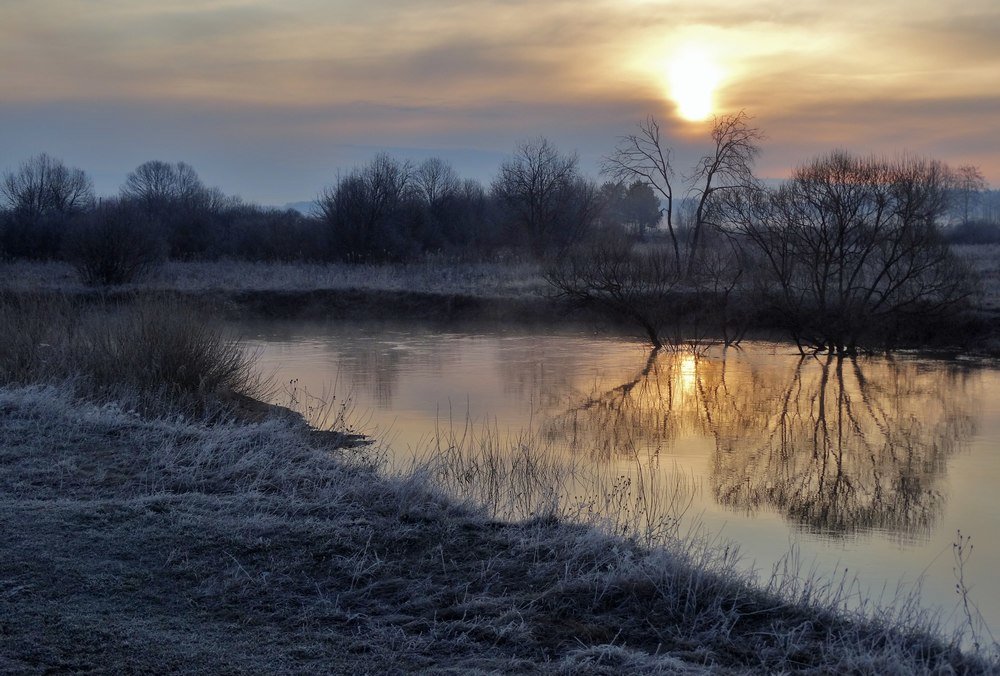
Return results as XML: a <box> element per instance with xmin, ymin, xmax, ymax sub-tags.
<box><xmin>411</xmin><ymin>417</ymin><xmax>698</xmax><ymax>548</ymax></box>
<box><xmin>0</xmin><ymin>295</ymin><xmax>266</xmax><ymax>409</ymax></box>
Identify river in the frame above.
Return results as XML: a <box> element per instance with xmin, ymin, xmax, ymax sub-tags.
<box><xmin>239</xmin><ymin>317</ymin><xmax>1000</xmax><ymax>639</ymax></box>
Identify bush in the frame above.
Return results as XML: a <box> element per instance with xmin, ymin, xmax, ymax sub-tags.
<box><xmin>0</xmin><ymin>298</ymin><xmax>265</xmax><ymax>408</ymax></box>
<box><xmin>63</xmin><ymin>199</ymin><xmax>165</xmax><ymax>285</ymax></box>
<box><xmin>73</xmin><ymin>302</ymin><xmax>265</xmax><ymax>400</ymax></box>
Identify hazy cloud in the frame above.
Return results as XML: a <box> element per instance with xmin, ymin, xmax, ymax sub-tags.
<box><xmin>1</xmin><ymin>0</ymin><xmax>997</xmax><ymax>200</ymax></box>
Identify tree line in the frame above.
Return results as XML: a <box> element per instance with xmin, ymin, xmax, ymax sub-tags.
<box><xmin>0</xmin><ymin>146</ymin><xmax>661</xmax><ymax>281</ymax></box>
<box><xmin>1</xmin><ymin>121</ymin><xmax>991</xmax><ymax>353</ymax></box>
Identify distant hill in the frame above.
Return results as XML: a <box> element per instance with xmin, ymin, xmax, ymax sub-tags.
<box><xmin>282</xmin><ymin>201</ymin><xmax>316</xmax><ymax>215</ymax></box>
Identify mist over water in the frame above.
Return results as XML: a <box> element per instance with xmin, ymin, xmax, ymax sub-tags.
<box><xmin>242</xmin><ymin>318</ymin><xmax>1000</xmax><ymax>635</ymax></box>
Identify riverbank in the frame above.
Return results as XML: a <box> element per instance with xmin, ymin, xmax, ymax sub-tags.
<box><xmin>4</xmin><ymin>255</ymin><xmax>1000</xmax><ymax>354</ymax></box>
<box><xmin>2</xmin><ymin>380</ymin><xmax>993</xmax><ymax>674</ymax></box>
<box><xmin>0</xmin><ymin>298</ymin><xmax>994</xmax><ymax>672</ymax></box>
<box><xmin>0</xmin><ymin>259</ymin><xmax>583</xmax><ymax>332</ymax></box>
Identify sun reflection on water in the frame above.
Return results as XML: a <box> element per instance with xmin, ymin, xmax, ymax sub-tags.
<box><xmin>545</xmin><ymin>348</ymin><xmax>978</xmax><ymax>541</ymax></box>
<box><xmin>678</xmin><ymin>353</ymin><xmax>698</xmax><ymax>394</ymax></box>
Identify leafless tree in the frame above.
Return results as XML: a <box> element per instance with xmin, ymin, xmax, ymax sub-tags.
<box><xmin>547</xmin><ymin>231</ymin><xmax>683</xmax><ymax>348</ymax></box>
<box><xmin>603</xmin><ymin>112</ymin><xmax>762</xmax><ymax>271</ymax></box>
<box><xmin>955</xmin><ymin>164</ymin><xmax>987</xmax><ymax>225</ymax></box>
<box><xmin>492</xmin><ymin>138</ymin><xmax>599</xmax><ymax>257</ymax></box>
<box><xmin>121</xmin><ymin>160</ymin><xmax>207</xmax><ymax>213</ymax></box>
<box><xmin>414</xmin><ymin>157</ymin><xmax>460</xmax><ymax>208</ymax></box>
<box><xmin>317</xmin><ymin>153</ymin><xmax>416</xmax><ymax>260</ymax></box>
<box><xmin>63</xmin><ymin>198</ymin><xmax>165</xmax><ymax>285</ymax></box>
<box><xmin>119</xmin><ymin>160</ymin><xmax>237</xmax><ymax>257</ymax></box>
<box><xmin>726</xmin><ymin>151</ymin><xmax>974</xmax><ymax>353</ymax></box>
<box><xmin>685</xmin><ymin>111</ymin><xmax>762</xmax><ymax>272</ymax></box>
<box><xmin>1</xmin><ymin>153</ymin><xmax>94</xmax><ymax>225</ymax></box>
<box><xmin>546</xmin><ymin>228</ymin><xmax>746</xmax><ymax>349</ymax></box>
<box><xmin>0</xmin><ymin>154</ymin><xmax>94</xmax><ymax>258</ymax></box>
<box><xmin>603</xmin><ymin>117</ymin><xmax>679</xmax><ymax>265</ymax></box>
<box><xmin>550</xmin><ymin>114</ymin><xmax>761</xmax><ymax>348</ymax></box>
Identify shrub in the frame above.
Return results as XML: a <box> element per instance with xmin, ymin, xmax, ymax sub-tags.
<box><xmin>0</xmin><ymin>298</ymin><xmax>265</xmax><ymax>408</ymax></box>
<box><xmin>63</xmin><ymin>199</ymin><xmax>165</xmax><ymax>285</ymax></box>
<box><xmin>72</xmin><ymin>302</ymin><xmax>265</xmax><ymax>402</ymax></box>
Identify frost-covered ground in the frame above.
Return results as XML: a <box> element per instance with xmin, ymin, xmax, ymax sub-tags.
<box><xmin>3</xmin><ymin>246</ymin><xmax>996</xmax><ymax>300</ymax></box>
<box><xmin>0</xmin><ymin>258</ymin><xmax>549</xmax><ymax>298</ymax></box>
<box><xmin>0</xmin><ymin>383</ymin><xmax>992</xmax><ymax>674</ymax></box>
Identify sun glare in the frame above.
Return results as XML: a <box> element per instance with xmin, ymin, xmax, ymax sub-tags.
<box><xmin>668</xmin><ymin>46</ymin><xmax>722</xmax><ymax>122</ymax></box>
<box><xmin>678</xmin><ymin>354</ymin><xmax>698</xmax><ymax>395</ymax></box>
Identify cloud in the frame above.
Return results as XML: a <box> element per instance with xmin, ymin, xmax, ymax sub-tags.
<box><xmin>1</xmin><ymin>0</ymin><xmax>998</xmax><ymax>197</ymax></box>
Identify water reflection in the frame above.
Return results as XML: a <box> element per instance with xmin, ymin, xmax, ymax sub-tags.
<box><xmin>253</xmin><ymin>322</ymin><xmax>981</xmax><ymax>541</ymax></box>
<box><xmin>247</xmin><ymin>323</ymin><xmax>1000</xmax><ymax>635</ymax></box>
<box><xmin>321</xmin><ymin>331</ymin><xmax>457</xmax><ymax>408</ymax></box>
<box><xmin>545</xmin><ymin>350</ymin><xmax>978</xmax><ymax>540</ymax></box>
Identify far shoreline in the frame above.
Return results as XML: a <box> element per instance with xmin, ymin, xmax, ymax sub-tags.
<box><xmin>4</xmin><ymin>253</ymin><xmax>1000</xmax><ymax>357</ymax></box>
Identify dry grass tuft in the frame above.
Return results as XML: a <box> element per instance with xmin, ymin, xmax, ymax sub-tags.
<box><xmin>0</xmin><ymin>296</ymin><xmax>266</xmax><ymax>411</ymax></box>
<box><xmin>415</xmin><ymin>419</ymin><xmax>696</xmax><ymax>548</ymax></box>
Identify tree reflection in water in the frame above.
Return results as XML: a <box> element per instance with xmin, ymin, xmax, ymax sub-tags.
<box><xmin>544</xmin><ymin>349</ymin><xmax>978</xmax><ymax>540</ymax></box>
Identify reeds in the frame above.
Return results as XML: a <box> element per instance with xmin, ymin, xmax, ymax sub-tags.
<box><xmin>412</xmin><ymin>417</ymin><xmax>697</xmax><ymax>548</ymax></box>
<box><xmin>0</xmin><ymin>295</ymin><xmax>266</xmax><ymax>410</ymax></box>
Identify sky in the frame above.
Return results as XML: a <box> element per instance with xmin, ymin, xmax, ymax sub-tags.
<box><xmin>1</xmin><ymin>0</ymin><xmax>998</xmax><ymax>205</ymax></box>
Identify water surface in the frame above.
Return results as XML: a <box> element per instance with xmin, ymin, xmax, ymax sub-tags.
<box><xmin>240</xmin><ymin>318</ymin><xmax>1000</xmax><ymax>637</ymax></box>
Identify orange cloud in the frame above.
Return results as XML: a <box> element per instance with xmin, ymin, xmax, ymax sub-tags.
<box><xmin>1</xmin><ymin>0</ymin><xmax>997</xmax><ymax>197</ymax></box>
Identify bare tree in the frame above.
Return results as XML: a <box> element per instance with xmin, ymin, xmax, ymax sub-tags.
<box><xmin>412</xmin><ymin>158</ymin><xmax>462</xmax><ymax>251</ymax></box>
<box><xmin>686</xmin><ymin>111</ymin><xmax>762</xmax><ymax>272</ymax></box>
<box><xmin>122</xmin><ymin>160</ymin><xmax>177</xmax><ymax>210</ymax></box>
<box><xmin>726</xmin><ymin>151</ymin><xmax>974</xmax><ymax>353</ymax></box>
<box><xmin>121</xmin><ymin>160</ymin><xmax>207</xmax><ymax>213</ymax></box>
<box><xmin>317</xmin><ymin>153</ymin><xmax>416</xmax><ymax>261</ymax></box>
<box><xmin>603</xmin><ymin>117</ymin><xmax>679</xmax><ymax>265</ymax></box>
<box><xmin>119</xmin><ymin>160</ymin><xmax>240</xmax><ymax>257</ymax></box>
<box><xmin>63</xmin><ymin>198</ymin><xmax>165</xmax><ymax>285</ymax></box>
<box><xmin>955</xmin><ymin>164</ymin><xmax>987</xmax><ymax>225</ymax></box>
<box><xmin>0</xmin><ymin>154</ymin><xmax>94</xmax><ymax>257</ymax></box>
<box><xmin>414</xmin><ymin>157</ymin><xmax>460</xmax><ymax>208</ymax></box>
<box><xmin>1</xmin><ymin>154</ymin><xmax>93</xmax><ymax>223</ymax></box>
<box><xmin>492</xmin><ymin>138</ymin><xmax>598</xmax><ymax>257</ymax></box>
<box><xmin>550</xmin><ymin>114</ymin><xmax>761</xmax><ymax>348</ymax></box>
<box><xmin>547</xmin><ymin>228</ymin><xmax>746</xmax><ymax>350</ymax></box>
<box><xmin>547</xmin><ymin>231</ymin><xmax>683</xmax><ymax>348</ymax></box>
<box><xmin>603</xmin><ymin>112</ymin><xmax>762</xmax><ymax>270</ymax></box>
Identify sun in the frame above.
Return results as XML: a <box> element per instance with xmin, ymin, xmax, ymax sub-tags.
<box><xmin>667</xmin><ymin>46</ymin><xmax>722</xmax><ymax>122</ymax></box>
